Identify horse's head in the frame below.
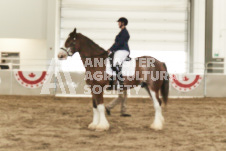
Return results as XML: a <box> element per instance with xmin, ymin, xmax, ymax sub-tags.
<box><xmin>58</xmin><ymin>28</ymin><xmax>78</xmax><ymax>59</ymax></box>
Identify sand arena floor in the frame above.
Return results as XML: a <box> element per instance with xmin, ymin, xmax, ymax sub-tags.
<box><xmin>0</xmin><ymin>96</ymin><xmax>226</xmax><ymax>151</ymax></box>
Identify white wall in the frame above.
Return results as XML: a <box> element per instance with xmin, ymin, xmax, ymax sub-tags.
<box><xmin>192</xmin><ymin>0</ymin><xmax>206</xmax><ymax>73</ymax></box>
<box><xmin>46</xmin><ymin>0</ymin><xmax>61</xmax><ymax>59</ymax></box>
<box><xmin>213</xmin><ymin>0</ymin><xmax>226</xmax><ymax>59</ymax></box>
<box><xmin>0</xmin><ymin>0</ymin><xmax>47</xmax><ymax>39</ymax></box>
<box><xmin>212</xmin><ymin>0</ymin><xmax>226</xmax><ymax>73</ymax></box>
<box><xmin>0</xmin><ymin>0</ymin><xmax>60</xmax><ymax>69</ymax></box>
<box><xmin>0</xmin><ymin>39</ymin><xmax>48</xmax><ymax>70</ymax></box>
<box><xmin>0</xmin><ymin>0</ymin><xmax>223</xmax><ymax>73</ymax></box>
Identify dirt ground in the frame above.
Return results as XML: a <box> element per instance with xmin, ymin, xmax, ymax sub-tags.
<box><xmin>0</xmin><ymin>96</ymin><xmax>226</xmax><ymax>151</ymax></box>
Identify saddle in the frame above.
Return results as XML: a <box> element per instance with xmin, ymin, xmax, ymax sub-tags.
<box><xmin>107</xmin><ymin>52</ymin><xmax>132</xmax><ymax>90</ymax></box>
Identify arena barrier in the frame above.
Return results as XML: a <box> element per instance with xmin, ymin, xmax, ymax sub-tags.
<box><xmin>0</xmin><ymin>70</ymin><xmax>55</xmax><ymax>96</ymax></box>
<box><xmin>205</xmin><ymin>74</ymin><xmax>226</xmax><ymax>97</ymax></box>
<box><xmin>1</xmin><ymin>70</ymin><xmax>225</xmax><ymax>98</ymax></box>
<box><xmin>54</xmin><ymin>73</ymin><xmax>205</xmax><ymax>98</ymax></box>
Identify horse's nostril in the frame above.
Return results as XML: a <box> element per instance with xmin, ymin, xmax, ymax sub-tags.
<box><xmin>58</xmin><ymin>55</ymin><xmax>63</xmax><ymax>59</ymax></box>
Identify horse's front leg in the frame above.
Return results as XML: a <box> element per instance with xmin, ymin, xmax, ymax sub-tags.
<box><xmin>88</xmin><ymin>97</ymin><xmax>99</xmax><ymax>130</ymax></box>
<box><xmin>89</xmin><ymin>91</ymin><xmax>110</xmax><ymax>131</ymax></box>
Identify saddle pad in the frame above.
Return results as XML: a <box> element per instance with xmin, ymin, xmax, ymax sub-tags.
<box><xmin>106</xmin><ymin>58</ymin><xmax>136</xmax><ymax>76</ymax></box>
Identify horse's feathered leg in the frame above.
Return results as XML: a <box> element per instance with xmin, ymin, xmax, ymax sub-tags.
<box><xmin>92</xmin><ymin>91</ymin><xmax>110</xmax><ymax>131</ymax></box>
<box><xmin>88</xmin><ymin>98</ymin><xmax>99</xmax><ymax>130</ymax></box>
<box><xmin>144</xmin><ymin>85</ymin><xmax>164</xmax><ymax>130</ymax></box>
<box><xmin>89</xmin><ymin>92</ymin><xmax>109</xmax><ymax>131</ymax></box>
<box><xmin>96</xmin><ymin>103</ymin><xmax>110</xmax><ymax>131</ymax></box>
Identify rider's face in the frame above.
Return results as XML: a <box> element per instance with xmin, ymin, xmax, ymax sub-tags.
<box><xmin>118</xmin><ymin>22</ymin><xmax>123</xmax><ymax>29</ymax></box>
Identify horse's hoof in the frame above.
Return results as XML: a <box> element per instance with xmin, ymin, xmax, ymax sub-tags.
<box><xmin>95</xmin><ymin>123</ymin><xmax>110</xmax><ymax>131</ymax></box>
<box><xmin>150</xmin><ymin>122</ymin><xmax>163</xmax><ymax>130</ymax></box>
<box><xmin>88</xmin><ymin>123</ymin><xmax>97</xmax><ymax>130</ymax></box>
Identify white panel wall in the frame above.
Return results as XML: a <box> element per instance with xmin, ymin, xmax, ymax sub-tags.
<box><xmin>0</xmin><ymin>0</ymin><xmax>47</xmax><ymax>39</ymax></box>
<box><xmin>212</xmin><ymin>0</ymin><xmax>226</xmax><ymax>59</ymax></box>
<box><xmin>60</xmin><ymin>0</ymin><xmax>188</xmax><ymax>51</ymax></box>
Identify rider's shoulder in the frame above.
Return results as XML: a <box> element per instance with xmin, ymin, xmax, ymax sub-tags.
<box><xmin>122</xmin><ymin>28</ymin><xmax>129</xmax><ymax>34</ymax></box>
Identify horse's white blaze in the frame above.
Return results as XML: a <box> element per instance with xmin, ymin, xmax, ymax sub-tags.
<box><xmin>88</xmin><ymin>108</ymin><xmax>99</xmax><ymax>130</ymax></box>
<box><xmin>95</xmin><ymin>104</ymin><xmax>110</xmax><ymax>131</ymax></box>
<box><xmin>150</xmin><ymin>91</ymin><xmax>164</xmax><ymax>130</ymax></box>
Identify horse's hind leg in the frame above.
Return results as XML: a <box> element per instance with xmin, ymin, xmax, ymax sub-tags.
<box><xmin>155</xmin><ymin>91</ymin><xmax>165</xmax><ymax>123</ymax></box>
<box><xmin>145</xmin><ymin>86</ymin><xmax>164</xmax><ymax>130</ymax></box>
<box><xmin>150</xmin><ymin>90</ymin><xmax>164</xmax><ymax>130</ymax></box>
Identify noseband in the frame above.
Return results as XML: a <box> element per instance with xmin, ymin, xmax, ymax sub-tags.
<box><xmin>61</xmin><ymin>47</ymin><xmax>73</xmax><ymax>56</ymax></box>
<box><xmin>61</xmin><ymin>38</ymin><xmax>77</xmax><ymax>56</ymax></box>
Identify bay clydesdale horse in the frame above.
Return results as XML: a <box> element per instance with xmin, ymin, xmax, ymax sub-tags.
<box><xmin>58</xmin><ymin>28</ymin><xmax>169</xmax><ymax>131</ymax></box>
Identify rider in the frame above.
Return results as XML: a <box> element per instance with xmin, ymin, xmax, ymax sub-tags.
<box><xmin>108</xmin><ymin>17</ymin><xmax>130</xmax><ymax>89</ymax></box>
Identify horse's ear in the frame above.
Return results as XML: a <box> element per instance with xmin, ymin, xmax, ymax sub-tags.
<box><xmin>73</xmin><ymin>28</ymin><xmax>77</xmax><ymax>34</ymax></box>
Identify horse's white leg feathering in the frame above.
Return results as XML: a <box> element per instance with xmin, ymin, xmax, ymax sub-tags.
<box><xmin>95</xmin><ymin>104</ymin><xmax>110</xmax><ymax>131</ymax></box>
<box><xmin>150</xmin><ymin>91</ymin><xmax>164</xmax><ymax>130</ymax></box>
<box><xmin>88</xmin><ymin>108</ymin><xmax>99</xmax><ymax>130</ymax></box>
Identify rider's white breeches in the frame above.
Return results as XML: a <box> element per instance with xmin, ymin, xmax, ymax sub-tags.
<box><xmin>113</xmin><ymin>50</ymin><xmax>129</xmax><ymax>67</ymax></box>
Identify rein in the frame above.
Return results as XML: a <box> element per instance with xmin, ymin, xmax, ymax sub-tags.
<box><xmin>61</xmin><ymin>48</ymin><xmax>108</xmax><ymax>59</ymax></box>
<box><xmin>61</xmin><ymin>34</ymin><xmax>108</xmax><ymax>59</ymax></box>
<box><xmin>79</xmin><ymin>50</ymin><xmax>108</xmax><ymax>59</ymax></box>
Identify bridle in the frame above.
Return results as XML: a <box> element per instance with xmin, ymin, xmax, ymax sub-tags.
<box><xmin>61</xmin><ymin>37</ymin><xmax>108</xmax><ymax>58</ymax></box>
<box><xmin>61</xmin><ymin>47</ymin><xmax>73</xmax><ymax>56</ymax></box>
<box><xmin>60</xmin><ymin>37</ymin><xmax>77</xmax><ymax>57</ymax></box>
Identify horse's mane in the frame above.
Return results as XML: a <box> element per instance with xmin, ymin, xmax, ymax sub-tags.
<box><xmin>78</xmin><ymin>33</ymin><xmax>106</xmax><ymax>52</ymax></box>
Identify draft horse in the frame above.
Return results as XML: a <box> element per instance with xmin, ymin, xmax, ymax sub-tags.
<box><xmin>58</xmin><ymin>28</ymin><xmax>169</xmax><ymax>131</ymax></box>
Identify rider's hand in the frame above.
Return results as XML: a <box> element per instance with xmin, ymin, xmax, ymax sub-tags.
<box><xmin>107</xmin><ymin>50</ymin><xmax>111</xmax><ymax>54</ymax></box>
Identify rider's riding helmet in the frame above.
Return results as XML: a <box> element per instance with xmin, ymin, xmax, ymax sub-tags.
<box><xmin>117</xmin><ymin>17</ymin><xmax>128</xmax><ymax>26</ymax></box>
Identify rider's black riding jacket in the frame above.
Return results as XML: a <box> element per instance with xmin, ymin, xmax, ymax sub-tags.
<box><xmin>109</xmin><ymin>28</ymin><xmax>130</xmax><ymax>53</ymax></box>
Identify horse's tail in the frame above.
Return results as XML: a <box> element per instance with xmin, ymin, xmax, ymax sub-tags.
<box><xmin>161</xmin><ymin>63</ymin><xmax>169</xmax><ymax>105</ymax></box>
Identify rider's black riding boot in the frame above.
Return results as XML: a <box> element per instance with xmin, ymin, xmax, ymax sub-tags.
<box><xmin>115</xmin><ymin>64</ymin><xmax>124</xmax><ymax>89</ymax></box>
<box><xmin>106</xmin><ymin>65</ymin><xmax>124</xmax><ymax>90</ymax></box>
